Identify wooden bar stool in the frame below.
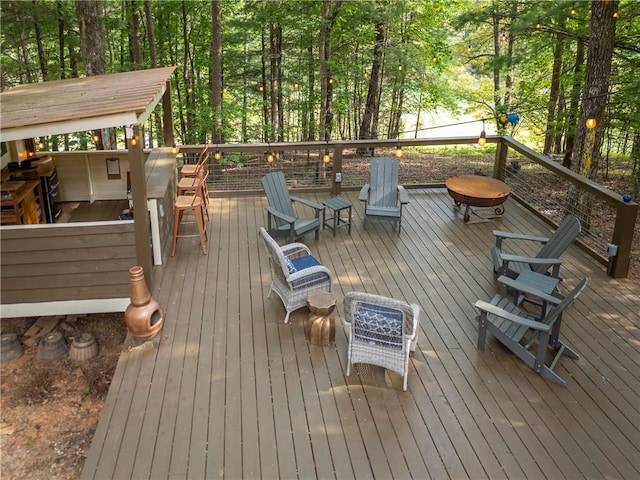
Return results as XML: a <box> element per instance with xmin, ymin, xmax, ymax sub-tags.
<box><xmin>177</xmin><ymin>162</ymin><xmax>210</xmax><ymax>222</ymax></box>
<box><xmin>180</xmin><ymin>144</ymin><xmax>209</xmax><ymax>178</ymax></box>
<box><xmin>171</xmin><ymin>193</ymin><xmax>208</xmax><ymax>257</ymax></box>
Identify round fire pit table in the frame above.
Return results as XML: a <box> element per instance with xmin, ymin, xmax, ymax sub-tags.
<box><xmin>445</xmin><ymin>175</ymin><xmax>511</xmax><ymax>223</ymax></box>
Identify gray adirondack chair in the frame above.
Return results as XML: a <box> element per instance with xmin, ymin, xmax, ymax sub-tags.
<box><xmin>261</xmin><ymin>172</ymin><xmax>324</xmax><ymax>242</ymax></box>
<box><xmin>359</xmin><ymin>157</ymin><xmax>409</xmax><ymax>232</ymax></box>
<box><xmin>475</xmin><ymin>276</ymin><xmax>588</xmax><ymax>386</ymax></box>
<box><xmin>491</xmin><ymin>214</ymin><xmax>581</xmax><ymax>278</ymax></box>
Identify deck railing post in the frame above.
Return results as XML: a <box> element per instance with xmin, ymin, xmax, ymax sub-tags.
<box><xmin>608</xmin><ymin>200</ymin><xmax>638</xmax><ymax>278</ymax></box>
<box><xmin>493</xmin><ymin>138</ymin><xmax>508</xmax><ymax>180</ymax></box>
<box><xmin>332</xmin><ymin>142</ymin><xmax>343</xmax><ymax>196</ymax></box>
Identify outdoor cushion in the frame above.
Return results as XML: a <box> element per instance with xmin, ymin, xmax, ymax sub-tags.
<box><xmin>353</xmin><ymin>303</ymin><xmax>404</xmax><ymax>347</ymax></box>
<box><xmin>291</xmin><ymin>255</ymin><xmax>321</xmax><ymax>271</ymax></box>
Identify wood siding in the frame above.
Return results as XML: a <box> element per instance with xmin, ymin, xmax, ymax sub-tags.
<box><xmin>1</xmin><ymin>221</ymin><xmax>135</xmax><ymax>304</ymax></box>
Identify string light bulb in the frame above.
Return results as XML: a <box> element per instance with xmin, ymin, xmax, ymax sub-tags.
<box><xmin>536</xmin><ymin>19</ymin><xmax>542</xmax><ymax>29</ymax></box>
<box><xmin>586</xmin><ymin>116</ymin><xmax>597</xmax><ymax>129</ymax></box>
<box><xmin>395</xmin><ymin>141</ymin><xmax>403</xmax><ymax>158</ymax></box>
<box><xmin>322</xmin><ymin>140</ymin><xmax>331</xmax><ymax>163</ymax></box>
<box><xmin>613</xmin><ymin>11</ymin><xmax>618</xmax><ymax>18</ymax></box>
<box><xmin>398</xmin><ymin>65</ymin><xmax>403</xmax><ymax>71</ymax></box>
<box><xmin>267</xmin><ymin>152</ymin><xmax>275</xmax><ymax>163</ymax></box>
<box><xmin>172</xmin><ymin>144</ymin><xmax>178</xmax><ymax>154</ymax></box>
<box><xmin>214</xmin><ymin>150</ymin><xmax>222</xmax><ymax>161</ymax></box>
<box><xmin>38</xmin><ymin>141</ymin><xmax>44</xmax><ymax>149</ymax></box>
<box><xmin>477</xmin><ymin>120</ymin><xmax>487</xmax><ymax>147</ymax></box>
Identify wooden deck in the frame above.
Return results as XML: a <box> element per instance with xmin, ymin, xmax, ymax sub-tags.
<box><xmin>81</xmin><ymin>189</ymin><xmax>640</xmax><ymax>480</ymax></box>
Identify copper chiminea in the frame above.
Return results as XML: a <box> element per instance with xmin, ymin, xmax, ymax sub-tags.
<box><xmin>124</xmin><ymin>266</ymin><xmax>164</xmax><ymax>339</ymax></box>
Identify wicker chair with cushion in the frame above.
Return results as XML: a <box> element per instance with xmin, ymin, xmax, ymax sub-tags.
<box><xmin>259</xmin><ymin>227</ymin><xmax>333</xmax><ymax>323</ymax></box>
<box><xmin>343</xmin><ymin>291</ymin><xmax>420</xmax><ymax>391</ymax></box>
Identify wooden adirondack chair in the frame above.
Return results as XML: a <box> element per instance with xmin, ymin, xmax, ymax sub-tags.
<box><xmin>359</xmin><ymin>157</ymin><xmax>409</xmax><ymax>233</ymax></box>
<box><xmin>491</xmin><ymin>214</ymin><xmax>581</xmax><ymax>278</ymax></box>
<box><xmin>475</xmin><ymin>276</ymin><xmax>588</xmax><ymax>386</ymax></box>
<box><xmin>261</xmin><ymin>172</ymin><xmax>324</xmax><ymax>242</ymax></box>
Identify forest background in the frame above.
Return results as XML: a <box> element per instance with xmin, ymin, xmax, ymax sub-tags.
<box><xmin>1</xmin><ymin>0</ymin><xmax>639</xmax><ymax>195</ymax></box>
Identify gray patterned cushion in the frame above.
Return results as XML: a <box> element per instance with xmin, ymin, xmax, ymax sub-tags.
<box><xmin>353</xmin><ymin>303</ymin><xmax>403</xmax><ymax>347</ymax></box>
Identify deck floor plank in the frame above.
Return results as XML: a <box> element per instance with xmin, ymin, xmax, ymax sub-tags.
<box><xmin>81</xmin><ymin>189</ymin><xmax>640</xmax><ymax>480</ymax></box>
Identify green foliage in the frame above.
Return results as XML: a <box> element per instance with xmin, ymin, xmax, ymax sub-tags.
<box><xmin>0</xmin><ymin>0</ymin><xmax>637</xmax><ymax>165</ymax></box>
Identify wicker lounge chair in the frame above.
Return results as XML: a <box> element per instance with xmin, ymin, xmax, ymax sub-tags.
<box><xmin>343</xmin><ymin>291</ymin><xmax>420</xmax><ymax>391</ymax></box>
<box><xmin>259</xmin><ymin>227</ymin><xmax>333</xmax><ymax>323</ymax></box>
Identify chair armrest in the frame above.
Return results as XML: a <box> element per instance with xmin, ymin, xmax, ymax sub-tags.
<box><xmin>499</xmin><ymin>253</ymin><xmax>562</xmax><ymax>266</ymax></box>
<box><xmin>405</xmin><ymin>304</ymin><xmax>420</xmax><ymax>340</ymax></box>
<box><xmin>493</xmin><ymin>230</ymin><xmax>549</xmax><ymax>244</ymax></box>
<box><xmin>497</xmin><ymin>276</ymin><xmax>562</xmax><ymax>305</ymax></box>
<box><xmin>359</xmin><ymin>184</ymin><xmax>370</xmax><ymax>202</ymax></box>
<box><xmin>290</xmin><ymin>195</ymin><xmax>324</xmax><ymax>212</ymax></box>
<box><xmin>280</xmin><ymin>242</ymin><xmax>312</xmax><ymax>257</ymax></box>
<box><xmin>265</xmin><ymin>206</ymin><xmax>296</xmax><ymax>224</ymax></box>
<box><xmin>474</xmin><ymin>300</ymin><xmax>550</xmax><ymax>332</ymax></box>
<box><xmin>398</xmin><ymin>185</ymin><xmax>409</xmax><ymax>204</ymax></box>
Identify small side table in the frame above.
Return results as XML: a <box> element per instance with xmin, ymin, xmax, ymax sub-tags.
<box><xmin>323</xmin><ymin>196</ymin><xmax>352</xmax><ymax>236</ymax></box>
<box><xmin>306</xmin><ymin>291</ymin><xmax>336</xmax><ymax>346</ymax></box>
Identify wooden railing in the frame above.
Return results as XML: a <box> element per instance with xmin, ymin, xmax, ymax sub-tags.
<box><xmin>179</xmin><ymin>136</ymin><xmax>637</xmax><ymax>278</ymax></box>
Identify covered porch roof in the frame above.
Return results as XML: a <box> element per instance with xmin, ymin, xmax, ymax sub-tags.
<box><xmin>0</xmin><ymin>66</ymin><xmax>176</xmax><ymax>142</ymax></box>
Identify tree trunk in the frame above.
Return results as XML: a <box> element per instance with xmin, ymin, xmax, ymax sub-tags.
<box><xmin>503</xmin><ymin>1</ymin><xmax>517</xmax><ymax>111</ymax></box>
<box><xmin>543</xmin><ymin>14</ymin><xmax>567</xmax><ymax>155</ymax></box>
<box><xmin>492</xmin><ymin>4</ymin><xmax>502</xmax><ymax>110</ymax></box>
<box><xmin>270</xmin><ymin>22</ymin><xmax>283</xmax><ymax>142</ymax></box>
<box><xmin>358</xmin><ymin>21</ymin><xmax>386</xmax><ymax>148</ymax></box>
<box><xmin>144</xmin><ymin>0</ymin><xmax>163</xmax><ymax>147</ymax></box>
<box><xmin>76</xmin><ymin>0</ymin><xmax>107</xmax><ymax>148</ymax></box>
<box><xmin>57</xmin><ymin>1</ymin><xmax>65</xmax><ymax>80</ymax></box>
<box><xmin>305</xmin><ymin>45</ymin><xmax>316</xmax><ymax>141</ymax></box>
<box><xmin>32</xmin><ymin>1</ymin><xmax>47</xmax><ymax>80</ymax></box>
<box><xmin>260</xmin><ymin>29</ymin><xmax>269</xmax><ymax>141</ymax></box>
<box><xmin>211</xmin><ymin>0</ymin><xmax>223</xmax><ymax>143</ymax></box>
<box><xmin>128</xmin><ymin>1</ymin><xmax>143</xmax><ymax>70</ymax></box>
<box><xmin>75</xmin><ymin>0</ymin><xmax>105</xmax><ymax>76</ymax></box>
<box><xmin>562</xmin><ymin>37</ymin><xmax>585</xmax><ymax>168</ymax></box>
<box><xmin>570</xmin><ymin>0</ymin><xmax>619</xmax><ymax>176</ymax></box>
<box><xmin>181</xmin><ymin>0</ymin><xmax>195</xmax><ymax>144</ymax></box>
<box><xmin>319</xmin><ymin>0</ymin><xmax>331</xmax><ymax>141</ymax></box>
